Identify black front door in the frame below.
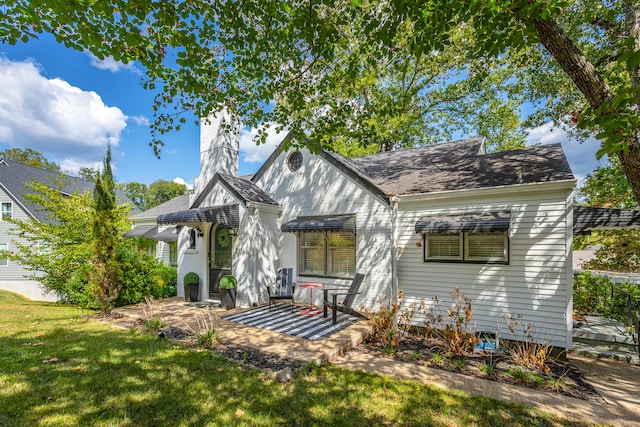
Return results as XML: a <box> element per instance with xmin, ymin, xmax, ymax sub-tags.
<box><xmin>209</xmin><ymin>224</ymin><xmax>232</xmax><ymax>298</ymax></box>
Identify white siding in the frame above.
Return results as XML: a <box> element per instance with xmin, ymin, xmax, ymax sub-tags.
<box><xmin>256</xmin><ymin>148</ymin><xmax>394</xmax><ymax>309</ymax></box>
<box><xmin>397</xmin><ymin>186</ymin><xmax>573</xmax><ymax>348</ymax></box>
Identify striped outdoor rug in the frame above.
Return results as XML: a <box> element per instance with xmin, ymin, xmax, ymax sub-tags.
<box><xmin>222</xmin><ymin>303</ymin><xmax>360</xmax><ymax>340</ymax></box>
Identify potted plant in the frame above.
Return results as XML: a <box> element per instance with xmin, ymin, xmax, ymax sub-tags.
<box><xmin>183</xmin><ymin>272</ymin><xmax>200</xmax><ymax>302</ymax></box>
<box><xmin>219</xmin><ymin>274</ymin><xmax>237</xmax><ymax>309</ymax></box>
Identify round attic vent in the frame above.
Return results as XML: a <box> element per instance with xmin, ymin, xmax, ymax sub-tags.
<box><xmin>287</xmin><ymin>151</ymin><xmax>303</xmax><ymax>172</ymax></box>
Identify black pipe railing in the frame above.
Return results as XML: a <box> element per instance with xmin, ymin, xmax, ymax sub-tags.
<box><xmin>574</xmin><ymin>273</ymin><xmax>640</xmax><ymax>357</ymax></box>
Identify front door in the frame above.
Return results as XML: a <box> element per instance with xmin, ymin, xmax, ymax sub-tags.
<box><xmin>209</xmin><ymin>224</ymin><xmax>232</xmax><ymax>298</ymax></box>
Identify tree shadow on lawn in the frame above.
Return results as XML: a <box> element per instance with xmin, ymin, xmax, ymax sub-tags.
<box><xmin>0</xmin><ymin>322</ymin><xmax>595</xmax><ymax>427</ymax></box>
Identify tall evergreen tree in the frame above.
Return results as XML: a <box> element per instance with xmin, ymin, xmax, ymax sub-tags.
<box><xmin>89</xmin><ymin>145</ymin><xmax>122</xmax><ymax>313</ymax></box>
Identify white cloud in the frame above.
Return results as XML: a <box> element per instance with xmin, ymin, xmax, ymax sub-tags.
<box><xmin>86</xmin><ymin>52</ymin><xmax>138</xmax><ymax>74</ymax></box>
<box><xmin>0</xmin><ymin>57</ymin><xmax>128</xmax><ymax>169</ymax></box>
<box><xmin>239</xmin><ymin>123</ymin><xmax>286</xmax><ymax>163</ymax></box>
<box><xmin>525</xmin><ymin>122</ymin><xmax>607</xmax><ymax>184</ymax></box>
<box><xmin>172</xmin><ymin>176</ymin><xmax>194</xmax><ymax>190</ymax></box>
<box><xmin>60</xmin><ymin>158</ymin><xmax>103</xmax><ymax>176</ymax></box>
<box><xmin>129</xmin><ymin>115</ymin><xmax>150</xmax><ymax>126</ymax></box>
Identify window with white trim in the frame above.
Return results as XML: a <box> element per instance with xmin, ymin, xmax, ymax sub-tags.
<box><xmin>299</xmin><ymin>231</ymin><xmax>356</xmax><ymax>278</ymax></box>
<box><xmin>1</xmin><ymin>202</ymin><xmax>11</xmax><ymax>221</ymax></box>
<box><xmin>0</xmin><ymin>243</ymin><xmax>8</xmax><ymax>266</ymax></box>
<box><xmin>424</xmin><ymin>231</ymin><xmax>508</xmax><ymax>263</ymax></box>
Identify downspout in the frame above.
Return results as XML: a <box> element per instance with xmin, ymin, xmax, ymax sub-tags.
<box><xmin>390</xmin><ymin>196</ymin><xmax>399</xmax><ymax>305</ymax></box>
<box><xmin>251</xmin><ymin>206</ymin><xmax>259</xmax><ymax>306</ymax></box>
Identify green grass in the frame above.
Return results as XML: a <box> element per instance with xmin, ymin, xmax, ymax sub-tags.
<box><xmin>0</xmin><ymin>291</ymin><xmax>597</xmax><ymax>427</ymax></box>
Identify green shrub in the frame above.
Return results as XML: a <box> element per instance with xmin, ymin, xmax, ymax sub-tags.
<box><xmin>116</xmin><ymin>247</ymin><xmax>177</xmax><ymax>306</ymax></box>
<box><xmin>573</xmin><ymin>272</ymin><xmax>640</xmax><ymax>323</ymax></box>
<box><xmin>219</xmin><ymin>275</ymin><xmax>237</xmax><ymax>289</ymax></box>
<box><xmin>184</xmin><ymin>272</ymin><xmax>200</xmax><ymax>285</ymax></box>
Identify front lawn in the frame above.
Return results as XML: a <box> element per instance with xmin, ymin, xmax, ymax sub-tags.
<box><xmin>0</xmin><ymin>291</ymin><xmax>596</xmax><ymax>426</ymax></box>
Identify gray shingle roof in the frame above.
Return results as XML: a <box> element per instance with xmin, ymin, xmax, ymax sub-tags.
<box><xmin>574</xmin><ymin>206</ymin><xmax>640</xmax><ymax>235</ymax></box>
<box><xmin>0</xmin><ymin>159</ymin><xmax>95</xmax><ymax>221</ymax></box>
<box><xmin>218</xmin><ymin>174</ymin><xmax>279</xmax><ymax>205</ymax></box>
<box><xmin>131</xmin><ymin>194</ymin><xmax>189</xmax><ymax>220</ymax></box>
<box><xmin>0</xmin><ymin>159</ymin><xmax>139</xmax><ymax>221</ymax></box>
<box><xmin>342</xmin><ymin>139</ymin><xmax>574</xmax><ymax>196</ymax></box>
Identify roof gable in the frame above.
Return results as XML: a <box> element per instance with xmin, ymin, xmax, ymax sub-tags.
<box><xmin>218</xmin><ymin>174</ymin><xmax>279</xmax><ymax>206</ymax></box>
<box><xmin>0</xmin><ymin>159</ymin><xmax>95</xmax><ymax>221</ymax></box>
<box><xmin>0</xmin><ymin>159</ymin><xmax>140</xmax><ymax>221</ymax></box>
<box><xmin>191</xmin><ymin>172</ymin><xmax>279</xmax><ymax>209</ymax></box>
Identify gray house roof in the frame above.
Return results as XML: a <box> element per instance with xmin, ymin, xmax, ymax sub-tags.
<box><xmin>0</xmin><ymin>159</ymin><xmax>139</xmax><ymax>222</ymax></box>
<box><xmin>218</xmin><ymin>174</ymin><xmax>278</xmax><ymax>206</ymax></box>
<box><xmin>191</xmin><ymin>172</ymin><xmax>279</xmax><ymax>209</ymax></box>
<box><xmin>252</xmin><ymin>136</ymin><xmax>574</xmax><ymax>202</ymax></box>
<box><xmin>131</xmin><ymin>194</ymin><xmax>190</xmax><ymax>220</ymax></box>
<box><xmin>346</xmin><ymin>140</ymin><xmax>574</xmax><ymax>196</ymax></box>
<box><xmin>0</xmin><ymin>159</ymin><xmax>95</xmax><ymax>221</ymax></box>
<box><xmin>574</xmin><ymin>206</ymin><xmax>640</xmax><ymax>235</ymax></box>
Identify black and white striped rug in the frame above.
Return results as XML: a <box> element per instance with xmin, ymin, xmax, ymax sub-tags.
<box><xmin>222</xmin><ymin>303</ymin><xmax>360</xmax><ymax>340</ymax></box>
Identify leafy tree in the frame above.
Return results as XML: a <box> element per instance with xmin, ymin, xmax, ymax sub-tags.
<box><xmin>5</xmin><ymin>1</ymin><xmax>640</xmax><ymax>201</ymax></box>
<box><xmin>78</xmin><ymin>167</ymin><xmax>98</xmax><ymax>181</ymax></box>
<box><xmin>147</xmin><ymin>180</ymin><xmax>186</xmax><ymax>209</ymax></box>
<box><xmin>5</xmin><ymin>154</ymin><xmax>176</xmax><ymax>308</ymax></box>
<box><xmin>118</xmin><ymin>181</ymin><xmax>149</xmax><ymax>211</ymax></box>
<box><xmin>0</xmin><ymin>147</ymin><xmax>60</xmax><ymax>172</ymax></box>
<box><xmin>6</xmin><ymin>177</ymin><xmax>94</xmax><ymax>304</ymax></box>
<box><xmin>578</xmin><ymin>158</ymin><xmax>636</xmax><ymax>209</ymax></box>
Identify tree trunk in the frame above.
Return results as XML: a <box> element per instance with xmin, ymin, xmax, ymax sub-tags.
<box><xmin>532</xmin><ymin>16</ymin><xmax>640</xmax><ymax>205</ymax></box>
<box><xmin>532</xmin><ymin>18</ymin><xmax>613</xmax><ymax>108</ymax></box>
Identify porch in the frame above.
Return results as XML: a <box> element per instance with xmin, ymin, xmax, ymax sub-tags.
<box><xmin>112</xmin><ymin>297</ymin><xmax>370</xmax><ymax>365</ymax></box>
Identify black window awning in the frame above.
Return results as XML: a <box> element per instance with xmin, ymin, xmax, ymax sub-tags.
<box><xmin>151</xmin><ymin>227</ymin><xmax>178</xmax><ymax>242</ymax></box>
<box><xmin>415</xmin><ymin>211</ymin><xmax>511</xmax><ymax>234</ymax></box>
<box><xmin>281</xmin><ymin>215</ymin><xmax>356</xmax><ymax>233</ymax></box>
<box><xmin>574</xmin><ymin>206</ymin><xmax>640</xmax><ymax>235</ymax></box>
<box><xmin>124</xmin><ymin>224</ymin><xmax>156</xmax><ymax>238</ymax></box>
<box><xmin>157</xmin><ymin>204</ymin><xmax>239</xmax><ymax>228</ymax></box>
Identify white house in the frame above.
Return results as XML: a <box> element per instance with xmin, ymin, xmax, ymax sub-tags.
<box><xmin>160</xmin><ymin>112</ymin><xmax>577</xmax><ymax>348</ymax></box>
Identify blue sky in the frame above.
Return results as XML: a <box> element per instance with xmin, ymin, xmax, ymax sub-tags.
<box><xmin>0</xmin><ymin>34</ymin><xmax>605</xmax><ymax>187</ymax></box>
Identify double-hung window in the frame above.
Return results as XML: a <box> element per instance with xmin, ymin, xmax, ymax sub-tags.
<box><xmin>299</xmin><ymin>231</ymin><xmax>356</xmax><ymax>278</ymax></box>
<box><xmin>418</xmin><ymin>211</ymin><xmax>510</xmax><ymax>264</ymax></box>
<box><xmin>424</xmin><ymin>231</ymin><xmax>508</xmax><ymax>263</ymax></box>
<box><xmin>282</xmin><ymin>214</ymin><xmax>357</xmax><ymax>278</ymax></box>
<box><xmin>1</xmin><ymin>202</ymin><xmax>11</xmax><ymax>221</ymax></box>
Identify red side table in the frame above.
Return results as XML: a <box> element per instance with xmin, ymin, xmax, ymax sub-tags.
<box><xmin>298</xmin><ymin>282</ymin><xmax>323</xmax><ymax>315</ymax></box>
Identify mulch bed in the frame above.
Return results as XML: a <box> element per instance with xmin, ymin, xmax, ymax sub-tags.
<box><xmin>357</xmin><ymin>334</ymin><xmax>604</xmax><ymax>404</ymax></box>
<box><xmin>101</xmin><ymin>313</ymin><xmax>604</xmax><ymax>402</ymax></box>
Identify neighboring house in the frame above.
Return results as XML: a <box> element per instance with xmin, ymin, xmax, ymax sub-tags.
<box><xmin>0</xmin><ymin>158</ymin><xmax>138</xmax><ymax>301</ymax></box>
<box><xmin>125</xmin><ymin>195</ymin><xmax>189</xmax><ymax>266</ymax></box>
<box><xmin>159</xmin><ymin>112</ymin><xmax>579</xmax><ymax>349</ymax></box>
